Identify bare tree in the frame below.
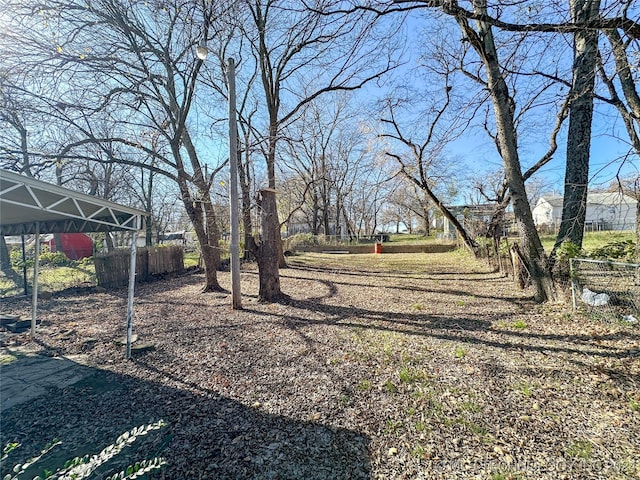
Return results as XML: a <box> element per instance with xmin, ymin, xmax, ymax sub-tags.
<box><xmin>454</xmin><ymin>0</ymin><xmax>555</xmax><ymax>300</ymax></box>
<box><xmin>551</xmin><ymin>0</ymin><xmax>601</xmax><ymax>259</ymax></box>
<box><xmin>280</xmin><ymin>94</ymin><xmax>364</xmax><ymax>237</ymax></box>
<box><xmin>380</xmin><ymin>93</ymin><xmax>479</xmax><ymax>253</ymax></box>
<box><xmin>594</xmin><ymin>13</ymin><xmax>640</xmax><ymax>260</ymax></box>
<box><xmin>1</xmin><ymin>0</ymin><xmax>234</xmax><ymax>291</ymax></box>
<box><xmin>243</xmin><ymin>0</ymin><xmax>399</xmax><ymax>301</ymax></box>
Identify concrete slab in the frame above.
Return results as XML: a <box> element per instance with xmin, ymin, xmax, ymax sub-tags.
<box><xmin>0</xmin><ymin>348</ymin><xmax>93</xmax><ymax>412</ymax></box>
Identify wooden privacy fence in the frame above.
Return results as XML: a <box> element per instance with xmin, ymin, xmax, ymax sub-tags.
<box><xmin>95</xmin><ymin>246</ymin><xmax>184</xmax><ymax>288</ymax></box>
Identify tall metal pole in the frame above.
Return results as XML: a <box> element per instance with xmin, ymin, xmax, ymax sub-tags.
<box><xmin>228</xmin><ymin>57</ymin><xmax>242</xmax><ymax>309</ymax></box>
<box><xmin>125</xmin><ymin>230</ymin><xmax>138</xmax><ymax>359</ymax></box>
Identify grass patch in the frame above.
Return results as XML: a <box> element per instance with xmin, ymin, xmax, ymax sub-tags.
<box><xmin>291</xmin><ymin>250</ymin><xmax>485</xmax><ymax>275</ymax></box>
<box><xmin>490</xmin><ymin>470</ymin><xmax>525</xmax><ymax>480</ymax></box>
<box><xmin>0</xmin><ymin>352</ymin><xmax>19</xmax><ymax>365</ymax></box>
<box><xmin>384</xmin><ymin>380</ymin><xmax>398</xmax><ymax>394</ymax></box>
<box><xmin>1</xmin><ymin>264</ymin><xmax>96</xmax><ymax>297</ymax></box>
<box><xmin>565</xmin><ymin>440</ymin><xmax>593</xmax><ymax>459</ymax></box>
<box><xmin>387</xmin><ymin>234</ymin><xmax>441</xmax><ymax>244</ymax></box>
<box><xmin>454</xmin><ymin>345</ymin><xmax>467</xmax><ymax>358</ymax></box>
<box><xmin>358</xmin><ymin>379</ymin><xmax>372</xmax><ymax>391</ymax></box>
<box><xmin>511</xmin><ymin>319</ymin><xmax>527</xmax><ymax>329</ymax></box>
<box><xmin>516</xmin><ymin>382</ymin><xmax>534</xmax><ymax>398</ymax></box>
<box><xmin>184</xmin><ymin>250</ymin><xmax>200</xmax><ymax>268</ymax></box>
<box><xmin>539</xmin><ymin>231</ymin><xmax>634</xmax><ymax>253</ymax></box>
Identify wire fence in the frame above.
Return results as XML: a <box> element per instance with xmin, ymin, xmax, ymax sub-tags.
<box><xmin>570</xmin><ymin>258</ymin><xmax>639</xmax><ymax>324</ymax></box>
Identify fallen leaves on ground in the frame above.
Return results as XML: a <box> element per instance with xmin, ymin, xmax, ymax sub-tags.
<box><xmin>1</xmin><ymin>252</ymin><xmax>639</xmax><ymax>479</ymax></box>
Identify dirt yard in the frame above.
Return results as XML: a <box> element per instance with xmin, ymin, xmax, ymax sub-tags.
<box><xmin>1</xmin><ymin>251</ymin><xmax>639</xmax><ymax>479</ymax></box>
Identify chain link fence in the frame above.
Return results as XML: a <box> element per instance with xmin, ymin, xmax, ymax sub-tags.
<box><xmin>570</xmin><ymin>258</ymin><xmax>639</xmax><ymax>324</ymax></box>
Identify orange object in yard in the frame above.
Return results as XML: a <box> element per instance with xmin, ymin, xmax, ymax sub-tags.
<box><xmin>374</xmin><ymin>242</ymin><xmax>382</xmax><ymax>254</ymax></box>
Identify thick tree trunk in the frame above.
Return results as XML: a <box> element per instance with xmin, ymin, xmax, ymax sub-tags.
<box><xmin>145</xmin><ymin>169</ymin><xmax>154</xmax><ymax>247</ymax></box>
<box><xmin>238</xmin><ymin>138</ymin><xmax>255</xmax><ymax>261</ymax></box>
<box><xmin>260</xmin><ymin>120</ymin><xmax>286</xmax><ymax>287</ymax></box>
<box><xmin>105</xmin><ymin>233</ymin><xmax>115</xmax><ymax>252</ymax></box>
<box><xmin>179</xmin><ymin>126</ymin><xmax>223</xmax><ymax>292</ymax></box>
<box><xmin>0</xmin><ymin>236</ymin><xmax>10</xmax><ymax>271</ymax></box>
<box><xmin>458</xmin><ymin>2</ymin><xmax>554</xmax><ymax>301</ymax></box>
<box><xmin>0</xmin><ymin>236</ymin><xmax>21</xmax><ymax>287</ymax></box>
<box><xmin>256</xmin><ymin>189</ymin><xmax>284</xmax><ymax>302</ymax></box>
<box><xmin>413</xmin><ymin>178</ymin><xmax>478</xmax><ymax>254</ymax></box>
<box><xmin>177</xmin><ymin>177</ymin><xmax>223</xmax><ymax>292</ymax></box>
<box><xmin>553</xmin><ymin>0</ymin><xmax>600</xmax><ymax>256</ymax></box>
<box><xmin>636</xmin><ymin>202</ymin><xmax>640</xmax><ymax>263</ymax></box>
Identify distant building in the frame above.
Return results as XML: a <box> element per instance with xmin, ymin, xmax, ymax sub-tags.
<box><xmin>532</xmin><ymin>192</ymin><xmax>637</xmax><ymax>231</ymax></box>
<box><xmin>437</xmin><ymin>204</ymin><xmax>515</xmax><ymax>238</ymax></box>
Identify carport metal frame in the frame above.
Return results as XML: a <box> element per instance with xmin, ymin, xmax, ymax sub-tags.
<box><xmin>0</xmin><ymin>169</ymin><xmax>147</xmax><ymax>359</ymax></box>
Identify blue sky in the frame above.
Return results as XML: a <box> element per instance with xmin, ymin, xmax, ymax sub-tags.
<box><xmin>387</xmin><ymin>8</ymin><xmax>640</xmax><ymax>198</ymax></box>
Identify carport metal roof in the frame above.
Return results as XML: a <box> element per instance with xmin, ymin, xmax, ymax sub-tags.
<box><xmin>0</xmin><ymin>168</ymin><xmax>146</xmax><ymax>359</ymax></box>
<box><xmin>0</xmin><ymin>168</ymin><xmax>146</xmax><ymax>235</ymax></box>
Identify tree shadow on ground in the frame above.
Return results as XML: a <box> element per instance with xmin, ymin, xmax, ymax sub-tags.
<box><xmin>269</xmin><ymin>297</ymin><xmax>640</xmax><ymax>358</ymax></box>
<box><xmin>286</xmin><ymin>262</ymin><xmax>488</xmax><ymax>281</ymax></box>
<box><xmin>0</xmin><ymin>353</ymin><xmax>371</xmax><ymax>480</ymax></box>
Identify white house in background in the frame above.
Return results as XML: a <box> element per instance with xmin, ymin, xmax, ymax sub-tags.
<box><xmin>532</xmin><ymin>192</ymin><xmax>637</xmax><ymax>231</ymax></box>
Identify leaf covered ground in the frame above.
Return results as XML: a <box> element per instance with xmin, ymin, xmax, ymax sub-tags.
<box><xmin>1</xmin><ymin>251</ymin><xmax>639</xmax><ymax>479</ymax></box>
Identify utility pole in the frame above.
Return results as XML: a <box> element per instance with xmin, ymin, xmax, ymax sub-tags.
<box><xmin>228</xmin><ymin>58</ymin><xmax>242</xmax><ymax>309</ymax></box>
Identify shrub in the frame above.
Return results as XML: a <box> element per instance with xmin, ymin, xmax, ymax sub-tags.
<box><xmin>284</xmin><ymin>233</ymin><xmax>318</xmax><ymax>250</ymax></box>
<box><xmin>9</xmin><ymin>249</ymin><xmax>31</xmax><ymax>269</ymax></box>
<box><xmin>39</xmin><ymin>250</ymin><xmax>75</xmax><ymax>267</ymax></box>
<box><xmin>556</xmin><ymin>241</ymin><xmax>583</xmax><ymax>260</ymax></box>
<box><xmin>1</xmin><ymin>421</ymin><xmax>166</xmax><ymax>480</ymax></box>
<box><xmin>586</xmin><ymin>240</ymin><xmax>636</xmax><ymax>262</ymax></box>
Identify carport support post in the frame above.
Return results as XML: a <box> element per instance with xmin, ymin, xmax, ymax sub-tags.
<box><xmin>31</xmin><ymin>222</ymin><xmax>40</xmax><ymax>336</ymax></box>
<box><xmin>125</xmin><ymin>231</ymin><xmax>138</xmax><ymax>359</ymax></box>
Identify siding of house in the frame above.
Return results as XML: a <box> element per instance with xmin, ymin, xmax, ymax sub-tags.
<box><xmin>532</xmin><ymin>193</ymin><xmax>637</xmax><ymax>231</ymax></box>
<box><xmin>532</xmin><ymin>198</ymin><xmax>563</xmax><ymax>227</ymax></box>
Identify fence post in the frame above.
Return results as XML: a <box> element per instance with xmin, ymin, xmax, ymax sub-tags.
<box><xmin>569</xmin><ymin>258</ymin><xmax>577</xmax><ymax>311</ymax></box>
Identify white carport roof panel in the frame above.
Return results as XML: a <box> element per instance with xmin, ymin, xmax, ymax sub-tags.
<box><xmin>0</xmin><ymin>169</ymin><xmax>146</xmax><ymax>235</ymax></box>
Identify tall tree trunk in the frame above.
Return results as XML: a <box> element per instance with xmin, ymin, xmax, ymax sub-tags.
<box><xmin>636</xmin><ymin>193</ymin><xmax>639</xmax><ymax>263</ymax></box>
<box><xmin>256</xmin><ymin>189</ymin><xmax>284</xmax><ymax>301</ymax></box>
<box><xmin>552</xmin><ymin>0</ymin><xmax>601</xmax><ymax>257</ymax></box>
<box><xmin>457</xmin><ymin>2</ymin><xmax>554</xmax><ymax>301</ymax></box>
<box><xmin>177</xmin><ymin>176</ymin><xmax>222</xmax><ymax>292</ymax></box>
<box><xmin>145</xmin><ymin>169</ymin><xmax>154</xmax><ymax>247</ymax></box>
<box><xmin>105</xmin><ymin>233</ymin><xmax>115</xmax><ymax>252</ymax></box>
<box><xmin>0</xmin><ymin>236</ymin><xmax>21</xmax><ymax>288</ymax></box>
<box><xmin>238</xmin><ymin>141</ymin><xmax>255</xmax><ymax>261</ymax></box>
<box><xmin>0</xmin><ymin>236</ymin><xmax>10</xmax><ymax>271</ymax></box>
<box><xmin>255</xmin><ymin>118</ymin><xmax>284</xmax><ymax>300</ymax></box>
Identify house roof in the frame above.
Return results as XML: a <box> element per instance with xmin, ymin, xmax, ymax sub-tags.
<box><xmin>0</xmin><ymin>169</ymin><xmax>146</xmax><ymax>236</ymax></box>
<box><xmin>587</xmin><ymin>192</ymin><xmax>637</xmax><ymax>206</ymax></box>
<box><xmin>538</xmin><ymin>196</ymin><xmax>564</xmax><ymax>207</ymax></box>
<box><xmin>538</xmin><ymin>192</ymin><xmax>638</xmax><ymax>208</ymax></box>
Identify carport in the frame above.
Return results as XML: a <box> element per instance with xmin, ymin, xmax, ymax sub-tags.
<box><xmin>0</xmin><ymin>169</ymin><xmax>147</xmax><ymax>358</ymax></box>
